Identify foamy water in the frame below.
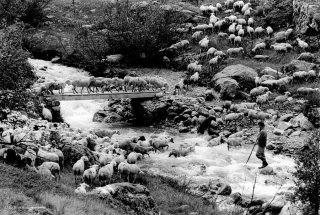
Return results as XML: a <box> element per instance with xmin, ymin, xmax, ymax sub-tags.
<box><xmin>28</xmin><ymin>59</ymin><xmax>296</xmax><ymax>201</ymax></box>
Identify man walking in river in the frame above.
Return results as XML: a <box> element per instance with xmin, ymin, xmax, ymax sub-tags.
<box><xmin>256</xmin><ymin>121</ymin><xmax>268</xmax><ymax>169</ymax></box>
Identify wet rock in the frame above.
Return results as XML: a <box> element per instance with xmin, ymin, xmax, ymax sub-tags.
<box><xmin>103</xmin><ymin>112</ymin><xmax>123</xmax><ymax>123</ymax></box>
<box><xmin>290</xmin><ymin>130</ymin><xmax>301</xmax><ymax>137</ymax></box>
<box><xmin>279</xmin><ymin>113</ymin><xmax>293</xmax><ymax>122</ymax></box>
<box><xmin>182</xmin><ymin>109</ymin><xmax>192</xmax><ymax>115</ymax></box>
<box><xmin>191</xmin><ymin>116</ymin><xmax>198</xmax><ymax>125</ymax></box>
<box><xmin>291</xmin><ymin>113</ymin><xmax>314</xmax><ymax>130</ymax></box>
<box><xmin>198</xmin><ymin>107</ymin><xmax>209</xmax><ymax>117</ymax></box>
<box><xmin>273</xmin><ymin>128</ymin><xmax>284</xmax><ymax>135</ymax></box>
<box><xmin>167</xmin><ymin>112</ymin><xmax>177</xmax><ymax>120</ymax></box>
<box><xmin>174</xmin><ymin>116</ymin><xmax>181</xmax><ymax>123</ymax></box>
<box><xmin>215</xmin><ymin>77</ymin><xmax>240</xmax><ymax>99</ymax></box>
<box><xmin>183</xmin><ymin>118</ymin><xmax>193</xmax><ymax>127</ymax></box>
<box><xmin>259</xmin><ymin>166</ymin><xmax>275</xmax><ymax>175</ymax></box>
<box><xmin>179</xmin><ymin>126</ymin><xmax>190</xmax><ymax>133</ymax></box>
<box><xmin>277</xmin><ymin>122</ymin><xmax>293</xmax><ymax>131</ymax></box>
<box><xmin>198</xmin><ymin>115</ymin><xmax>206</xmax><ymax>125</ymax></box>
<box><xmin>230</xmin><ymin>192</ymin><xmax>242</xmax><ymax>204</ymax></box>
<box><xmin>212</xmin><ymin>106</ymin><xmax>223</xmax><ymax>113</ymax></box>
<box><xmin>180</xmin><ymin>114</ymin><xmax>190</xmax><ymax>121</ymax></box>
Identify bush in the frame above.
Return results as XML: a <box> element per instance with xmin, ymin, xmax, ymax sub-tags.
<box><xmin>0</xmin><ymin>0</ymin><xmax>52</xmax><ymax>27</ymax></box>
<box><xmin>262</xmin><ymin>0</ymin><xmax>293</xmax><ymax>30</ymax></box>
<box><xmin>67</xmin><ymin>2</ymin><xmax>184</xmax><ymax>75</ymax></box>
<box><xmin>293</xmin><ymin>130</ymin><xmax>320</xmax><ymax>215</ymax></box>
<box><xmin>0</xmin><ymin>24</ymin><xmax>38</xmax><ymax>120</ymax></box>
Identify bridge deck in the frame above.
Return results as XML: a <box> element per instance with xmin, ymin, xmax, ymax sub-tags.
<box><xmin>42</xmin><ymin>91</ymin><xmax>163</xmax><ymax>101</ymax></box>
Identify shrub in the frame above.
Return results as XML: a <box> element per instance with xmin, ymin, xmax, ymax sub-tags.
<box><xmin>293</xmin><ymin>130</ymin><xmax>320</xmax><ymax>215</ymax></box>
<box><xmin>0</xmin><ymin>0</ymin><xmax>52</xmax><ymax>27</ymax></box>
<box><xmin>262</xmin><ymin>0</ymin><xmax>293</xmax><ymax>30</ymax></box>
<box><xmin>68</xmin><ymin>2</ymin><xmax>184</xmax><ymax>75</ymax></box>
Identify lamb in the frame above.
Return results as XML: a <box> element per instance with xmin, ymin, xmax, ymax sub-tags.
<box><xmin>40</xmin><ymin>104</ymin><xmax>52</xmax><ymax>122</ymax></box>
<box><xmin>274</xmin><ymin>92</ymin><xmax>291</xmax><ymax>108</ymax></box>
<box><xmin>83</xmin><ymin>164</ymin><xmax>99</xmax><ymax>185</ymax></box>
<box><xmin>98</xmin><ymin>161</ymin><xmax>116</xmax><ymax>186</ymax></box>
<box><xmin>296</xmin><ymin>38</ymin><xmax>309</xmax><ymax>52</ymax></box>
<box><xmin>207</xmin><ymin>47</ymin><xmax>217</xmax><ymax>59</ymax></box>
<box><xmin>37</xmin><ymin>148</ymin><xmax>59</xmax><ymax>164</ymax></box>
<box><xmin>252</xmin><ymin>42</ymin><xmax>266</xmax><ymax>54</ymax></box>
<box><xmin>208</xmin><ymin>135</ymin><xmax>225</xmax><ymax>147</ymax></box>
<box><xmin>150</xmin><ymin>137</ymin><xmax>174</xmax><ymax>152</ymax></box>
<box><xmin>39</xmin><ymin>161</ymin><xmax>61</xmax><ymax>182</ymax></box>
<box><xmin>250</xmin><ymin>86</ymin><xmax>269</xmax><ymax>99</ymax></box>
<box><xmin>247</xmin><ymin>17</ymin><xmax>254</xmax><ymax>26</ymax></box>
<box><xmin>266</xmin><ymin>26</ymin><xmax>273</xmax><ymax>37</ymax></box>
<box><xmin>247</xmin><ymin>26</ymin><xmax>254</xmax><ymax>38</ymax></box>
<box><xmin>297</xmin><ymin>52</ymin><xmax>316</xmax><ymax>62</ymax></box>
<box><xmin>285</xmin><ymin>28</ymin><xmax>293</xmax><ymax>40</ymax></box>
<box><xmin>237</xmin><ymin>18</ymin><xmax>246</xmax><ymax>25</ymax></box>
<box><xmin>66</xmin><ymin>77</ymin><xmax>95</xmax><ymax>94</ymax></box>
<box><xmin>127</xmin><ymin>152</ymin><xmax>142</xmax><ymax>164</ymax></box>
<box><xmin>118</xmin><ymin>162</ymin><xmax>144</xmax><ymax>183</ymax></box>
<box><xmin>234</xmin><ymin>36</ymin><xmax>242</xmax><ymax>46</ymax></box>
<box><xmin>238</xmin><ymin>29</ymin><xmax>244</xmax><ymax>37</ymax></box>
<box><xmin>226</xmin><ymin>137</ymin><xmax>243</xmax><ymax>150</ymax></box>
<box><xmin>229</xmin><ymin>23</ymin><xmax>237</xmax><ymax>34</ymax></box>
<box><xmin>72</xmin><ymin>156</ymin><xmax>89</xmax><ymax>184</ymax></box>
<box><xmin>75</xmin><ymin>183</ymin><xmax>90</xmax><ymax>194</ymax></box>
<box><xmin>225</xmin><ymin>113</ymin><xmax>244</xmax><ymax>124</ymax></box>
<box><xmin>209</xmin><ymin>56</ymin><xmax>221</xmax><ymax>72</ymax></box>
<box><xmin>192</xmin><ymin>31</ymin><xmax>203</xmax><ymax>43</ymax></box>
<box><xmin>256</xmin><ymin>91</ymin><xmax>272</xmax><ymax>107</ymax></box>
<box><xmin>255</xmin><ymin>27</ymin><xmax>264</xmax><ymax>38</ymax></box>
<box><xmin>227</xmin><ymin>47</ymin><xmax>243</xmax><ymax>57</ymax></box>
<box><xmin>199</xmin><ymin>36</ymin><xmax>210</xmax><ymax>53</ymax></box>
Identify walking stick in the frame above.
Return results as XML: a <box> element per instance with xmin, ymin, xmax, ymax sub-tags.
<box><xmin>245</xmin><ymin>144</ymin><xmax>256</xmax><ymax>165</ymax></box>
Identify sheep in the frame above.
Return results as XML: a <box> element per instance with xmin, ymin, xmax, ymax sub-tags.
<box><xmin>199</xmin><ymin>36</ymin><xmax>209</xmax><ymax>53</ymax></box>
<box><xmin>297</xmin><ymin>87</ymin><xmax>319</xmax><ymax>96</ymax></box>
<box><xmin>39</xmin><ymin>161</ymin><xmax>61</xmax><ymax>182</ymax></box>
<box><xmin>238</xmin><ymin>29</ymin><xmax>244</xmax><ymax>37</ymax></box>
<box><xmin>38</xmin><ymin>165</ymin><xmax>55</xmax><ymax>179</ymax></box>
<box><xmin>207</xmin><ymin>47</ymin><xmax>217</xmax><ymax>59</ymax></box>
<box><xmin>168</xmin><ymin>147</ymin><xmax>193</xmax><ymax>158</ymax></box>
<box><xmin>210</xmin><ymin>14</ymin><xmax>219</xmax><ymax>24</ymax></box>
<box><xmin>174</xmin><ymin>79</ymin><xmax>186</xmax><ymax>95</ymax></box>
<box><xmin>226</xmin><ymin>137</ymin><xmax>243</xmax><ymax>150</ymax></box>
<box><xmin>240</xmin><ymin>102</ymin><xmax>257</xmax><ymax>109</ymax></box>
<box><xmin>266</xmin><ymin>26</ymin><xmax>273</xmax><ymax>37</ymax></box>
<box><xmin>37</xmin><ymin>148</ymin><xmax>59</xmax><ymax>164</ymax></box>
<box><xmin>118</xmin><ymin>162</ymin><xmax>144</xmax><ymax>183</ymax></box>
<box><xmin>256</xmin><ymin>91</ymin><xmax>272</xmax><ymax>107</ymax></box>
<box><xmin>227</xmin><ymin>47</ymin><xmax>243</xmax><ymax>57</ymax></box>
<box><xmin>216</xmin><ymin>3</ymin><xmax>222</xmax><ymax>11</ymax></box>
<box><xmin>72</xmin><ymin>156</ymin><xmax>89</xmax><ymax>184</ymax></box>
<box><xmin>132</xmin><ymin>145</ymin><xmax>153</xmax><ymax>157</ymax></box>
<box><xmin>285</xmin><ymin>28</ymin><xmax>293</xmax><ymax>40</ymax></box>
<box><xmin>250</xmin><ymin>86</ymin><xmax>269</xmax><ymax>99</ymax></box>
<box><xmin>241</xmin><ymin>2</ymin><xmax>251</xmax><ymax>13</ymax></box>
<box><xmin>233</xmin><ymin>1</ymin><xmax>244</xmax><ymax>12</ymax></box>
<box><xmin>200</xmin><ymin>5</ymin><xmax>210</xmax><ymax>16</ymax></box>
<box><xmin>209</xmin><ymin>56</ymin><xmax>221</xmax><ymax>72</ymax></box>
<box><xmin>150</xmin><ymin>137</ymin><xmax>174</xmax><ymax>152</ymax></box>
<box><xmin>235</xmin><ymin>24</ymin><xmax>243</xmax><ymax>32</ymax></box>
<box><xmin>127</xmin><ymin>152</ymin><xmax>142</xmax><ymax>164</ymax></box>
<box><xmin>244</xmin><ymin>8</ymin><xmax>252</xmax><ymax>17</ymax></box>
<box><xmin>229</xmin><ymin>129</ymin><xmax>248</xmax><ymax>139</ymax></box>
<box><xmin>252</xmin><ymin>42</ymin><xmax>266</xmax><ymax>54</ymax></box>
<box><xmin>229</xmin><ymin>23</ymin><xmax>237</xmax><ymax>34</ymax></box>
<box><xmin>88</xmin><ymin>78</ymin><xmax>105</xmax><ymax>93</ymax></box>
<box><xmin>247</xmin><ymin>26</ymin><xmax>254</xmax><ymax>38</ymax></box>
<box><xmin>214</xmin><ymin>51</ymin><xmax>226</xmax><ymax>58</ymax></box>
<box><xmin>274</xmin><ymin>92</ymin><xmax>291</xmax><ymax>108</ymax></box>
<box><xmin>293</xmin><ymin>70</ymin><xmax>315</xmax><ymax>83</ymax></box>
<box><xmin>248</xmin><ymin>17</ymin><xmax>254</xmax><ymax>26</ymax></box>
<box><xmin>94</xmin><ymin>129</ymin><xmax>120</xmax><ymax>138</ymax></box>
<box><xmin>234</xmin><ymin>36</ymin><xmax>242</xmax><ymax>47</ymax></box>
<box><xmin>111</xmin><ymin>77</ymin><xmax>125</xmax><ymax>91</ymax></box>
<box><xmin>192</xmin><ymin>31</ymin><xmax>203</xmax><ymax>43</ymax></box>
<box><xmin>214</xmin><ymin>20</ymin><xmax>226</xmax><ymax>32</ymax></box>
<box><xmin>228</xmin><ymin>34</ymin><xmax>236</xmax><ymax>45</ymax></box>
<box><xmin>255</xmin><ymin>27</ymin><xmax>264</xmax><ymax>38</ymax></box>
<box><xmin>218</xmin><ymin>32</ymin><xmax>228</xmax><ymax>39</ymax></box>
<box><xmin>129</xmin><ymin>77</ymin><xmax>149</xmax><ymax>92</ymax></box>
<box><xmin>187</xmin><ymin>61</ymin><xmax>202</xmax><ymax>73</ymax></box>
<box><xmin>49</xmin><ymin>147</ymin><xmax>64</xmax><ymax>170</ymax></box>
<box><xmin>260</xmin><ymin>75</ymin><xmax>275</xmax><ymax>82</ymax></box>
<box><xmin>222</xmin><ymin>100</ymin><xmax>232</xmax><ymax>112</ymax></box>
<box><xmin>225</xmin><ymin>113</ymin><xmax>244</xmax><ymax>125</ymax></box>
<box><xmin>296</xmin><ymin>38</ymin><xmax>309</xmax><ymax>52</ymax></box>
<box><xmin>83</xmin><ymin>164</ymin><xmax>99</xmax><ymax>185</ymax></box>
<box><xmin>237</xmin><ymin>19</ymin><xmax>246</xmax><ymax>25</ymax></box>
<box><xmin>66</xmin><ymin>77</ymin><xmax>95</xmax><ymax>94</ymax></box>
<box><xmin>208</xmin><ymin>135</ymin><xmax>225</xmax><ymax>147</ymax></box>
<box><xmin>98</xmin><ymin>161</ymin><xmax>116</xmax><ymax>186</ymax></box>
<box><xmin>99</xmin><ymin>154</ymin><xmax>113</xmax><ymax>166</ymax></box>
<box><xmin>75</xmin><ymin>183</ymin><xmax>90</xmax><ymax>194</ymax></box>
<box><xmin>225</xmin><ymin>0</ymin><xmax>234</xmax><ymax>8</ymax></box>
<box><xmin>47</xmin><ymin>81</ymin><xmax>66</xmax><ymax>94</ymax></box>
<box><xmin>190</xmin><ymin>72</ymin><xmax>199</xmax><ymax>85</ymax></box>
<box><xmin>228</xmin><ymin>15</ymin><xmax>238</xmax><ymax>23</ymax></box>
<box><xmin>297</xmin><ymin>52</ymin><xmax>316</xmax><ymax>62</ymax></box>
<box><xmin>40</xmin><ymin>104</ymin><xmax>52</xmax><ymax>122</ymax></box>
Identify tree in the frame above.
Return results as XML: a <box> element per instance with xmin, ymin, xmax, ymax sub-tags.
<box><xmin>294</xmin><ymin>130</ymin><xmax>320</xmax><ymax>214</ymax></box>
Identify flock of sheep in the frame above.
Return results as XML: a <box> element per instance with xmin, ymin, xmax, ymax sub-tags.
<box><xmin>32</xmin><ymin>75</ymin><xmax>170</xmax><ymax>95</ymax></box>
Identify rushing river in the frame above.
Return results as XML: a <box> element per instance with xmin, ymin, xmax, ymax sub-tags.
<box><xmin>29</xmin><ymin>58</ymin><xmax>296</xmax><ymax>201</ymax></box>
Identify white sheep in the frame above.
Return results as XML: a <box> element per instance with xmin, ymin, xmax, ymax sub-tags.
<box><xmin>190</xmin><ymin>72</ymin><xmax>199</xmax><ymax>85</ymax></box>
<box><xmin>296</xmin><ymin>38</ymin><xmax>308</xmax><ymax>52</ymax></box>
<box><xmin>83</xmin><ymin>164</ymin><xmax>99</xmax><ymax>185</ymax></box>
<box><xmin>150</xmin><ymin>137</ymin><xmax>174</xmax><ymax>152</ymax></box>
<box><xmin>209</xmin><ymin>56</ymin><xmax>221</xmax><ymax>72</ymax></box>
<box><xmin>199</xmin><ymin>36</ymin><xmax>209</xmax><ymax>53</ymax></box>
<box><xmin>256</xmin><ymin>91</ymin><xmax>272</xmax><ymax>107</ymax></box>
<box><xmin>103</xmin><ymin>54</ymin><xmax>123</xmax><ymax>65</ymax></box>
<box><xmin>250</xmin><ymin>86</ymin><xmax>269</xmax><ymax>99</ymax></box>
<box><xmin>252</xmin><ymin>42</ymin><xmax>266</xmax><ymax>54</ymax></box>
<box><xmin>216</xmin><ymin>3</ymin><xmax>222</xmax><ymax>11</ymax></box>
<box><xmin>127</xmin><ymin>152</ymin><xmax>142</xmax><ymax>164</ymax></box>
<box><xmin>187</xmin><ymin>61</ymin><xmax>202</xmax><ymax>73</ymax></box>
<box><xmin>75</xmin><ymin>183</ymin><xmax>90</xmax><ymax>194</ymax></box>
<box><xmin>72</xmin><ymin>156</ymin><xmax>89</xmax><ymax>184</ymax></box>
<box><xmin>118</xmin><ymin>162</ymin><xmax>144</xmax><ymax>183</ymax></box>
<box><xmin>226</xmin><ymin>137</ymin><xmax>243</xmax><ymax>150</ymax></box>
<box><xmin>99</xmin><ymin>154</ymin><xmax>113</xmax><ymax>166</ymax></box>
<box><xmin>234</xmin><ymin>36</ymin><xmax>242</xmax><ymax>46</ymax></box>
<box><xmin>214</xmin><ymin>20</ymin><xmax>225</xmax><ymax>31</ymax></box>
<box><xmin>274</xmin><ymin>92</ymin><xmax>291</xmax><ymax>108</ymax></box>
<box><xmin>98</xmin><ymin>161</ymin><xmax>116</xmax><ymax>186</ymax></box>
<box><xmin>66</xmin><ymin>77</ymin><xmax>95</xmax><ymax>94</ymax></box>
<box><xmin>237</xmin><ymin>19</ymin><xmax>246</xmax><ymax>25</ymax></box>
<box><xmin>192</xmin><ymin>31</ymin><xmax>203</xmax><ymax>43</ymax></box>
<box><xmin>210</xmin><ymin>14</ymin><xmax>219</xmax><ymax>24</ymax></box>
<box><xmin>40</xmin><ymin>104</ymin><xmax>52</xmax><ymax>122</ymax></box>
<box><xmin>297</xmin><ymin>52</ymin><xmax>316</xmax><ymax>62</ymax></box>
<box><xmin>218</xmin><ymin>32</ymin><xmax>228</xmax><ymax>39</ymax></box>
<box><xmin>207</xmin><ymin>47</ymin><xmax>217</xmax><ymax>59</ymax></box>
<box><xmin>274</xmin><ymin>31</ymin><xmax>286</xmax><ymax>42</ymax></box>
<box><xmin>241</xmin><ymin>2</ymin><xmax>251</xmax><ymax>13</ymax></box>
<box><xmin>225</xmin><ymin>0</ymin><xmax>234</xmax><ymax>8</ymax></box>
<box><xmin>255</xmin><ymin>27</ymin><xmax>264</xmax><ymax>38</ymax></box>
<box><xmin>228</xmin><ymin>15</ymin><xmax>238</xmax><ymax>23</ymax></box>
<box><xmin>247</xmin><ymin>26</ymin><xmax>254</xmax><ymax>38</ymax></box>
<box><xmin>297</xmin><ymin>87</ymin><xmax>319</xmax><ymax>96</ymax></box>
<box><xmin>266</xmin><ymin>26</ymin><xmax>273</xmax><ymax>37</ymax></box>
<box><xmin>225</xmin><ymin>113</ymin><xmax>244</xmax><ymax>124</ymax></box>
<box><xmin>285</xmin><ymin>28</ymin><xmax>293</xmax><ymax>40</ymax></box>
<box><xmin>248</xmin><ymin>17</ymin><xmax>254</xmax><ymax>26</ymax></box>
<box><xmin>238</xmin><ymin>29</ymin><xmax>244</xmax><ymax>37</ymax></box>
<box><xmin>228</xmin><ymin>34</ymin><xmax>236</xmax><ymax>45</ymax></box>
<box><xmin>37</xmin><ymin>148</ymin><xmax>59</xmax><ymax>164</ymax></box>
<box><xmin>214</xmin><ymin>50</ymin><xmax>226</xmax><ymax>58</ymax></box>
<box><xmin>227</xmin><ymin>47</ymin><xmax>243</xmax><ymax>57</ymax></box>
<box><xmin>244</xmin><ymin>8</ymin><xmax>252</xmax><ymax>17</ymax></box>
<box><xmin>229</xmin><ymin>23</ymin><xmax>237</xmax><ymax>34</ymax></box>
<box><xmin>39</xmin><ymin>161</ymin><xmax>61</xmax><ymax>182</ymax></box>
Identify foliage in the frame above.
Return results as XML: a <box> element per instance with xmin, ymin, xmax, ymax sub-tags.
<box><xmin>261</xmin><ymin>0</ymin><xmax>293</xmax><ymax>30</ymax></box>
<box><xmin>0</xmin><ymin>0</ymin><xmax>52</xmax><ymax>27</ymax></box>
<box><xmin>293</xmin><ymin>130</ymin><xmax>320</xmax><ymax>215</ymax></box>
<box><xmin>0</xmin><ymin>24</ymin><xmax>38</xmax><ymax>120</ymax></box>
<box><xmin>68</xmin><ymin>2</ymin><xmax>183</xmax><ymax>75</ymax></box>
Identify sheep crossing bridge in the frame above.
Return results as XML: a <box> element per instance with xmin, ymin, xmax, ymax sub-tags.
<box><xmin>41</xmin><ymin>91</ymin><xmax>164</xmax><ymax>101</ymax></box>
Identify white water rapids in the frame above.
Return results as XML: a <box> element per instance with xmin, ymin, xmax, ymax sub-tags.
<box><xmin>29</xmin><ymin>59</ymin><xmax>296</xmax><ymax>201</ymax></box>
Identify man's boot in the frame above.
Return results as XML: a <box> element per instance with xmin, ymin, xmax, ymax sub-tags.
<box><xmin>259</xmin><ymin>161</ymin><xmax>268</xmax><ymax>169</ymax></box>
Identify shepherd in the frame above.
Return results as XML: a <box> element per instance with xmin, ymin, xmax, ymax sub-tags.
<box><xmin>256</xmin><ymin>121</ymin><xmax>268</xmax><ymax>169</ymax></box>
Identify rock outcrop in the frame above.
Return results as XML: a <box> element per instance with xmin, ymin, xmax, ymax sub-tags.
<box><xmin>293</xmin><ymin>0</ymin><xmax>320</xmax><ymax>34</ymax></box>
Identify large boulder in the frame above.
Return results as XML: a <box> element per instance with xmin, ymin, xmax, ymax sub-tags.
<box><xmin>212</xmin><ymin>64</ymin><xmax>257</xmax><ymax>90</ymax></box>
<box><xmin>215</xmin><ymin>78</ymin><xmax>239</xmax><ymax>99</ymax></box>
<box><xmin>293</xmin><ymin>0</ymin><xmax>320</xmax><ymax>34</ymax></box>
<box><xmin>282</xmin><ymin>60</ymin><xmax>317</xmax><ymax>74</ymax></box>
<box><xmin>91</xmin><ymin>183</ymin><xmax>160</xmax><ymax>214</ymax></box>
<box><xmin>291</xmin><ymin>113</ymin><xmax>314</xmax><ymax>130</ymax></box>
